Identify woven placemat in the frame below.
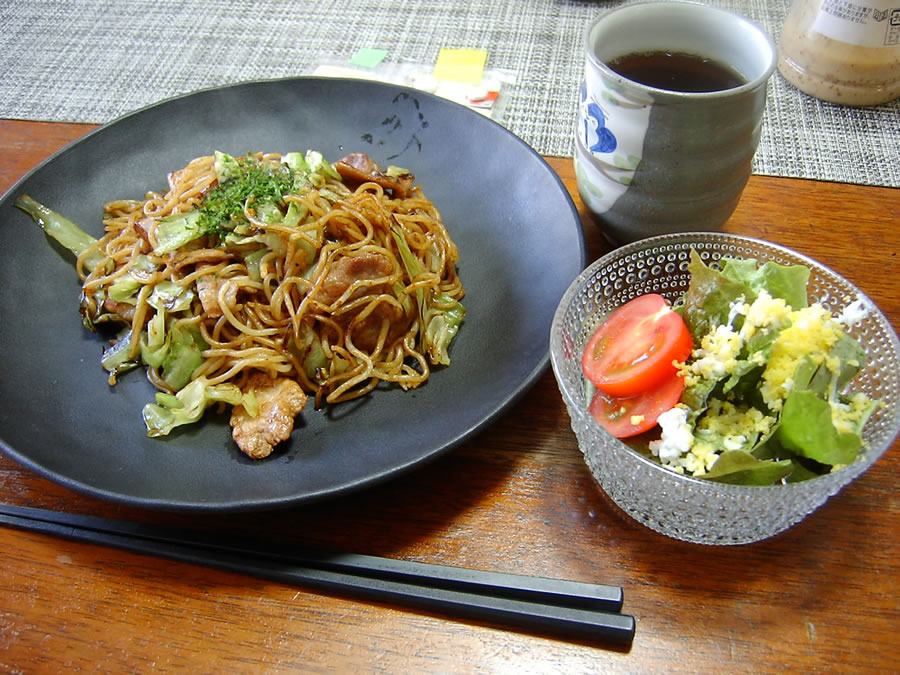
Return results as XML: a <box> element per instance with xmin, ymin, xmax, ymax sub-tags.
<box><xmin>1</xmin><ymin>0</ymin><xmax>897</xmax><ymax>187</ymax></box>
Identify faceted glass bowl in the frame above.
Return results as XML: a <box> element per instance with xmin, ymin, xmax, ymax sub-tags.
<box><xmin>550</xmin><ymin>233</ymin><xmax>900</xmax><ymax>545</ymax></box>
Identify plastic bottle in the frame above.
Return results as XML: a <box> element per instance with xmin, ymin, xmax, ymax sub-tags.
<box><xmin>778</xmin><ymin>0</ymin><xmax>900</xmax><ymax>105</ymax></box>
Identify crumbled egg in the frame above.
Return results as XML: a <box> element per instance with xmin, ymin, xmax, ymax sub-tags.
<box><xmin>678</xmin><ymin>440</ymin><xmax>720</xmax><ymax>475</ymax></box>
<box><xmin>651</xmin><ymin>400</ymin><xmax>776</xmax><ymax>476</ymax></box>
<box><xmin>696</xmin><ymin>399</ymin><xmax>776</xmax><ymax>447</ymax></box>
<box><xmin>685</xmin><ymin>324</ymin><xmax>743</xmax><ymax>384</ymax></box>
<box><xmin>739</xmin><ymin>291</ymin><xmax>792</xmax><ymax>341</ymax></box>
<box><xmin>830</xmin><ymin>391</ymin><xmax>873</xmax><ymax>435</ymax></box>
<box><xmin>836</xmin><ymin>295</ymin><xmax>868</xmax><ymax>328</ymax></box>
<box><xmin>649</xmin><ymin>406</ymin><xmax>693</xmax><ymax>462</ymax></box>
<box><xmin>727</xmin><ymin>296</ymin><xmax>749</xmax><ymax>327</ymax></box>
<box><xmin>680</xmin><ymin>291</ymin><xmax>791</xmax><ymax>388</ymax></box>
<box><xmin>760</xmin><ymin>304</ymin><xmax>844</xmax><ymax>410</ymax></box>
<box><xmin>679</xmin><ymin>290</ymin><xmax>850</xmax><ymax>413</ymax></box>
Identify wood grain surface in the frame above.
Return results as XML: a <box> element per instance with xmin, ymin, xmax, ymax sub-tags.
<box><xmin>1</xmin><ymin>119</ymin><xmax>898</xmax><ymax>673</ymax></box>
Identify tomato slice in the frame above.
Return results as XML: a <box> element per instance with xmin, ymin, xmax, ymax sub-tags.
<box><xmin>581</xmin><ymin>293</ymin><xmax>693</xmax><ymax>398</ymax></box>
<box><xmin>589</xmin><ymin>372</ymin><xmax>685</xmax><ymax>438</ymax></box>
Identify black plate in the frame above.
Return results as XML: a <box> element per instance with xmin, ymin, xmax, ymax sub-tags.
<box><xmin>0</xmin><ymin>77</ymin><xmax>585</xmax><ymax>511</ymax></box>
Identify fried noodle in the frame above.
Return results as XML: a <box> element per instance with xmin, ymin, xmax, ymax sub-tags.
<box><xmin>77</xmin><ymin>152</ymin><xmax>464</xmax><ymax>410</ymax></box>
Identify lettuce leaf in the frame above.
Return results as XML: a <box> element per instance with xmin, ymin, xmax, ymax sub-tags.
<box><xmin>680</xmin><ymin>250</ymin><xmax>812</xmax><ymax>343</ymax></box>
<box><xmin>681</xmin><ymin>250</ymin><xmax>752</xmax><ymax>342</ymax></box>
<box><xmin>702</xmin><ymin>450</ymin><xmax>794</xmax><ymax>485</ymax></box>
<box><xmin>776</xmin><ymin>389</ymin><xmax>861</xmax><ymax>466</ymax></box>
<box><xmin>720</xmin><ymin>257</ymin><xmax>810</xmax><ymax>311</ymax></box>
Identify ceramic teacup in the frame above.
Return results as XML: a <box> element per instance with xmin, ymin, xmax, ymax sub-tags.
<box><xmin>575</xmin><ymin>1</ymin><xmax>776</xmax><ymax>244</ymax></box>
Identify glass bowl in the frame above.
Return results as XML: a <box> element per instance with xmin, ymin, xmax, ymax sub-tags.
<box><xmin>550</xmin><ymin>233</ymin><xmax>900</xmax><ymax>545</ymax></box>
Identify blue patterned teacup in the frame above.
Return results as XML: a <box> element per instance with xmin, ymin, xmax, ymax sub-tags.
<box><xmin>575</xmin><ymin>1</ymin><xmax>776</xmax><ymax>244</ymax></box>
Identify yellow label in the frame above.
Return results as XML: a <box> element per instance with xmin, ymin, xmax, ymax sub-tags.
<box><xmin>433</xmin><ymin>48</ymin><xmax>488</xmax><ymax>85</ymax></box>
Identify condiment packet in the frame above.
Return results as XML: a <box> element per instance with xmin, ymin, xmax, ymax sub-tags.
<box><xmin>309</xmin><ymin>51</ymin><xmax>516</xmax><ymax>121</ymax></box>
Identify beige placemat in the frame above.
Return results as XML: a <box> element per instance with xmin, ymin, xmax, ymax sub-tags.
<box><xmin>0</xmin><ymin>0</ymin><xmax>897</xmax><ymax>186</ymax></box>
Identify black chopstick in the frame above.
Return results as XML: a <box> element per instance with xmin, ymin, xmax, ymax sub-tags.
<box><xmin>0</xmin><ymin>504</ymin><xmax>634</xmax><ymax>645</ymax></box>
<box><xmin>0</xmin><ymin>503</ymin><xmax>622</xmax><ymax>612</ymax></box>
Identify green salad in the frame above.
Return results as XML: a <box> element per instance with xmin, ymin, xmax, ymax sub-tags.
<box><xmin>647</xmin><ymin>251</ymin><xmax>881</xmax><ymax>485</ymax></box>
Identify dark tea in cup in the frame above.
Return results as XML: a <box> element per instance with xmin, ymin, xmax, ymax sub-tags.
<box><xmin>575</xmin><ymin>1</ymin><xmax>776</xmax><ymax>243</ymax></box>
<box><xmin>606</xmin><ymin>51</ymin><xmax>746</xmax><ymax>93</ymax></box>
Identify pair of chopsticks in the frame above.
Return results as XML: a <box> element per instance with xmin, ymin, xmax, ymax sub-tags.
<box><xmin>0</xmin><ymin>503</ymin><xmax>634</xmax><ymax>645</ymax></box>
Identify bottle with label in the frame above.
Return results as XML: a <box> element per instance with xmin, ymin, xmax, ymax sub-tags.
<box><xmin>778</xmin><ymin>0</ymin><xmax>900</xmax><ymax>105</ymax></box>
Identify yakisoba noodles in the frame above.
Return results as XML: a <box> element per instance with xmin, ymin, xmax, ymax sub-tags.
<box><xmin>43</xmin><ymin>150</ymin><xmax>465</xmax><ymax>459</ymax></box>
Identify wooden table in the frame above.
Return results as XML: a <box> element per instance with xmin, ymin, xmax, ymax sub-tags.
<box><xmin>1</xmin><ymin>119</ymin><xmax>898</xmax><ymax>673</ymax></box>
